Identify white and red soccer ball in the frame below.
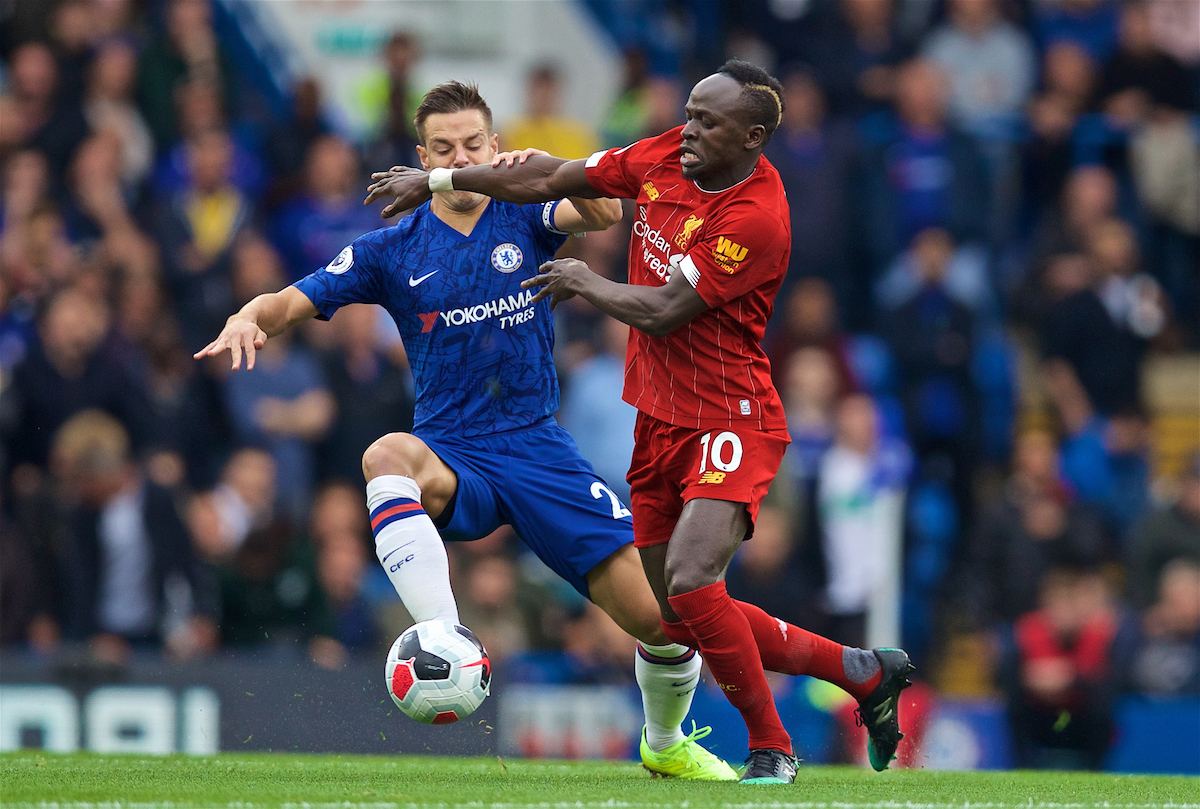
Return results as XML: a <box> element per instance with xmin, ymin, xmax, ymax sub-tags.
<box><xmin>385</xmin><ymin>620</ymin><xmax>491</xmax><ymax>724</ymax></box>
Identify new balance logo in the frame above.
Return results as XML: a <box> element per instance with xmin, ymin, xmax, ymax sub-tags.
<box><xmin>697</xmin><ymin>471</ymin><xmax>726</xmax><ymax>484</ymax></box>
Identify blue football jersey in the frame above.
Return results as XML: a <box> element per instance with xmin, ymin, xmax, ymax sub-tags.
<box><xmin>293</xmin><ymin>199</ymin><xmax>570</xmax><ymax>439</ymax></box>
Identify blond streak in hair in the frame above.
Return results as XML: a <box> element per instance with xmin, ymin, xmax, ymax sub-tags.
<box><xmin>746</xmin><ymin>82</ymin><xmax>783</xmax><ymax>127</ymax></box>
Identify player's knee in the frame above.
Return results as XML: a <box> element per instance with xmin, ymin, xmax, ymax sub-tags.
<box><xmin>664</xmin><ymin>557</ymin><xmax>723</xmax><ymax>598</ymax></box>
<box><xmin>362</xmin><ymin>433</ymin><xmax>427</xmax><ymax>481</ymax></box>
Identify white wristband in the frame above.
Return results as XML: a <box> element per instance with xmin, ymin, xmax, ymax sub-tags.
<box><xmin>428</xmin><ymin>167</ymin><xmax>456</xmax><ymax>194</ymax></box>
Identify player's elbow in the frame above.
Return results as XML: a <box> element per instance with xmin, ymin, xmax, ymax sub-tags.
<box><xmin>640</xmin><ymin>313</ymin><xmax>683</xmax><ymax>338</ymax></box>
<box><xmin>596</xmin><ymin>198</ymin><xmax>623</xmax><ymax>228</ymax></box>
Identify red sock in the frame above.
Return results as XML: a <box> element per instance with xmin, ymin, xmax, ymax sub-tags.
<box><xmin>660</xmin><ymin>618</ymin><xmax>697</xmax><ymax>648</ymax></box>
<box><xmin>669</xmin><ymin>582</ymin><xmax>792</xmax><ymax>754</ymax></box>
<box><xmin>732</xmin><ymin>599</ymin><xmax>882</xmax><ymax>701</ymax></box>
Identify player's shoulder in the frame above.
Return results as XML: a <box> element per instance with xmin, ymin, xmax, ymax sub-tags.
<box><xmin>590</xmin><ymin>126</ymin><xmax>683</xmax><ymax>168</ymax></box>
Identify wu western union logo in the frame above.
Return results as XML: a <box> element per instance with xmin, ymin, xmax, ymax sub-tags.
<box><xmin>715</xmin><ymin>237</ymin><xmax>748</xmax><ymax>262</ymax></box>
<box><xmin>642</xmin><ymin>181</ymin><xmax>660</xmax><ymax>201</ymax></box>
<box><xmin>674</xmin><ymin>215</ymin><xmax>704</xmax><ymax>248</ymax></box>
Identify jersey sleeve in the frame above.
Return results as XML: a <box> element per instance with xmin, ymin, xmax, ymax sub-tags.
<box><xmin>291</xmin><ymin>229</ymin><xmax>389</xmax><ymax>321</ymax></box>
<box><xmin>583</xmin><ymin>127</ymin><xmax>681</xmax><ymax>199</ymax></box>
<box><xmin>523</xmin><ymin>200</ymin><xmax>571</xmax><ymax>256</ymax></box>
<box><xmin>675</xmin><ymin>202</ymin><xmax>789</xmax><ymax>308</ymax></box>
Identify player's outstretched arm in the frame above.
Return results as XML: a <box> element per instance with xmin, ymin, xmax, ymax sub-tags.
<box><xmin>192</xmin><ymin>286</ymin><xmax>318</xmax><ymax>370</ymax></box>
<box><xmin>523</xmin><ymin>258</ymin><xmax>708</xmax><ymax>337</ymax></box>
<box><xmin>365</xmin><ymin>157</ymin><xmax>599</xmax><ymax>218</ymax></box>
<box><xmin>491</xmin><ymin>148</ymin><xmax>621</xmax><ymax>233</ymax></box>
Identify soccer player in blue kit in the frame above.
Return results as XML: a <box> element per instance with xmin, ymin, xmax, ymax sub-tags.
<box><xmin>195</xmin><ymin>82</ymin><xmax>735</xmax><ymax>780</ymax></box>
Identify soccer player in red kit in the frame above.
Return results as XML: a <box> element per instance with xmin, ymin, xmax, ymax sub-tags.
<box><xmin>365</xmin><ymin>60</ymin><xmax>914</xmax><ymax>784</ymax></box>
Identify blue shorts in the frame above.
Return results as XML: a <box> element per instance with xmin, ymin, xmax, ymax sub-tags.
<box><xmin>419</xmin><ymin>418</ymin><xmax>633</xmax><ymax>598</ymax></box>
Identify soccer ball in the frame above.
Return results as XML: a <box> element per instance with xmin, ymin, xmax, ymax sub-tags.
<box><xmin>385</xmin><ymin>620</ymin><xmax>491</xmax><ymax>724</ymax></box>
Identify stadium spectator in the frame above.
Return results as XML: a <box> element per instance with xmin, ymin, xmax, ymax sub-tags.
<box><xmin>263</xmin><ymin>76</ymin><xmax>331</xmax><ymax>206</ymax></box>
<box><xmin>1032</xmin><ymin>0</ymin><xmax>1122</xmax><ymax>62</ymax></box>
<box><xmin>1044</xmin><ymin>359</ymin><xmax>1150</xmax><ymax>537</ymax></box>
<box><xmin>60</xmin><ymin>131</ymin><xmax>138</xmax><ymax>250</ymax></box>
<box><xmin>365</xmin><ymin>31</ymin><xmax>422</xmax><ymax>172</ymax></box>
<box><xmin>1041</xmin><ymin>217</ymin><xmax>1165</xmax><ymax>414</ymax></box>
<box><xmin>504</xmin><ymin>64</ymin><xmax>598</xmax><ymax>159</ymax></box>
<box><xmin>1021</xmin><ymin>165</ymin><xmax>1118</xmax><ymax>312</ymax></box>
<box><xmin>601</xmin><ymin>49</ymin><xmax>650</xmax><ymax>148</ymax></box>
<box><xmin>152</xmin><ymin>79</ymin><xmax>265</xmax><ymax>199</ymax></box>
<box><xmin>861</xmin><ymin>59</ymin><xmax>990</xmax><ymax>270</ymax></box>
<box><xmin>314</xmin><ymin>303</ymin><xmax>414</xmax><ymax>487</ymax></box>
<box><xmin>1021</xmin><ymin>42</ymin><xmax>1100</xmax><ymax>215</ymax></box>
<box><xmin>782</xmin><ymin>347</ymin><xmax>840</xmax><ymax>495</ymax></box>
<box><xmin>725</xmin><ymin>505</ymin><xmax>809</xmax><ymax>629</ymax></box>
<box><xmin>558</xmin><ymin>316</ymin><xmax>637</xmax><ymax>504</ymax></box>
<box><xmin>810</xmin><ymin>0</ymin><xmax>914</xmax><ymax>117</ymax></box>
<box><xmin>764</xmin><ymin>278</ymin><xmax>857</xmax><ymax>395</ymax></box>
<box><xmin>0</xmin><ymin>490</ymin><xmax>58</xmax><ymax>651</ymax></box>
<box><xmin>1126</xmin><ymin>457</ymin><xmax>1200</xmax><ymax>609</ymax></box>
<box><xmin>137</xmin><ymin>0</ymin><xmax>237</xmax><ymax>153</ymax></box>
<box><xmin>763</xmin><ymin>71</ymin><xmax>858</xmax><ymax>309</ymax></box>
<box><xmin>311</xmin><ymin>483</ymin><xmax>377</xmax><ymax>653</ymax></box>
<box><xmin>48</xmin><ymin>0</ymin><xmax>98</xmax><ymax>116</ymax></box>
<box><xmin>7</xmin><ymin>40</ymin><xmax>88</xmax><ymax>180</ymax></box>
<box><xmin>956</xmin><ymin>428</ymin><xmax>1110</xmax><ymax>628</ymax></box>
<box><xmin>456</xmin><ymin>553</ymin><xmax>531</xmax><ymax>665</ymax></box>
<box><xmin>2</xmin><ymin>285</ymin><xmax>157</xmax><ymax>474</ymax></box>
<box><xmin>1003</xmin><ymin>564</ymin><xmax>1127</xmax><ymax>770</ymax></box>
<box><xmin>189</xmin><ymin>446</ymin><xmax>342</xmax><ymax>666</ymax></box>
<box><xmin>271</xmin><ymin>135</ymin><xmax>380</xmax><ymax>283</ymax></box>
<box><xmin>222</xmin><ymin>324</ymin><xmax>334</xmax><ymax>520</ymax></box>
<box><xmin>83</xmin><ymin>39</ymin><xmax>155</xmax><ymax>189</ymax></box>
<box><xmin>1124</xmin><ymin>559</ymin><xmax>1200</xmax><ymax>696</ymax></box>
<box><xmin>876</xmin><ymin>225</ymin><xmax>992</xmax><ymax>314</ymax></box>
<box><xmin>48</xmin><ymin>410</ymin><xmax>218</xmax><ymax>659</ymax></box>
<box><xmin>153</xmin><ymin>128</ymin><xmax>252</xmax><ymax>352</ymax></box>
<box><xmin>922</xmin><ymin>0</ymin><xmax>1037</xmax><ymax>137</ymax></box>
<box><xmin>817</xmin><ymin>393</ymin><xmax>910</xmax><ymax>648</ymax></box>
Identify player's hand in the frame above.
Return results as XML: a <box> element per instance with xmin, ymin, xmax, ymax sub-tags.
<box><xmin>365</xmin><ymin>166</ymin><xmax>434</xmax><ymax>218</ymax></box>
<box><xmin>193</xmin><ymin>317</ymin><xmax>268</xmax><ymax>370</ymax></box>
<box><xmin>522</xmin><ymin>258</ymin><xmax>590</xmax><ymax>310</ymax></box>
<box><xmin>492</xmin><ymin>147</ymin><xmax>548</xmax><ymax>167</ymax></box>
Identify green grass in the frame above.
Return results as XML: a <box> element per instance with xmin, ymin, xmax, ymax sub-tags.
<box><xmin>1</xmin><ymin>752</ymin><xmax>1196</xmax><ymax>808</ymax></box>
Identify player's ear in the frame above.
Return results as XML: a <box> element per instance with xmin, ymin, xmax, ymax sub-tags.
<box><xmin>416</xmin><ymin>144</ymin><xmax>429</xmax><ymax>170</ymax></box>
<box><xmin>490</xmin><ymin>132</ymin><xmax>500</xmax><ymax>154</ymax></box>
<box><xmin>744</xmin><ymin>124</ymin><xmax>765</xmax><ymax>151</ymax></box>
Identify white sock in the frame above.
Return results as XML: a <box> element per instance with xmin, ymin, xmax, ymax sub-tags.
<box><xmin>366</xmin><ymin>475</ymin><xmax>459</xmax><ymax>624</ymax></box>
<box><xmin>635</xmin><ymin>641</ymin><xmax>701</xmax><ymax>752</ymax></box>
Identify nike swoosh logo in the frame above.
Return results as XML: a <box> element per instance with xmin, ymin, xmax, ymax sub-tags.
<box><xmin>409</xmin><ymin>271</ymin><xmax>439</xmax><ymax>287</ymax></box>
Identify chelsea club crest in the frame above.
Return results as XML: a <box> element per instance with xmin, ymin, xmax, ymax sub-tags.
<box><xmin>490</xmin><ymin>243</ymin><xmax>523</xmax><ymax>273</ymax></box>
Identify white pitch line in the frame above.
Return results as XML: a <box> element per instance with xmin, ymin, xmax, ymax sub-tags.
<box><xmin>8</xmin><ymin>803</ymin><xmax>1200</xmax><ymax>809</ymax></box>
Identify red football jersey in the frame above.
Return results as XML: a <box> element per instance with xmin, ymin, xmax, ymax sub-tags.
<box><xmin>584</xmin><ymin>126</ymin><xmax>791</xmax><ymax>431</ymax></box>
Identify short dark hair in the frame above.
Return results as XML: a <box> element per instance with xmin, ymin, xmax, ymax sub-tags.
<box><xmin>413</xmin><ymin>81</ymin><xmax>493</xmax><ymax>145</ymax></box>
<box><xmin>716</xmin><ymin>59</ymin><xmax>785</xmax><ymax>142</ymax></box>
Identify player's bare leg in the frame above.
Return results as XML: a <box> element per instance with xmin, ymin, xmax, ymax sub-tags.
<box><xmin>654</xmin><ymin>498</ymin><xmax>797</xmax><ymax>782</ymax></box>
<box><xmin>362</xmin><ymin>432</ymin><xmax>460</xmax><ymax>623</ymax></box>
<box><xmin>587</xmin><ymin>546</ymin><xmax>737</xmax><ymax>780</ymax></box>
<box><xmin>649</xmin><ymin>498</ymin><xmax>914</xmax><ymax>775</ymax></box>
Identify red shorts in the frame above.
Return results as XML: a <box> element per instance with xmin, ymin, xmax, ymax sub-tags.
<box><xmin>626</xmin><ymin>410</ymin><xmax>790</xmax><ymax>548</ymax></box>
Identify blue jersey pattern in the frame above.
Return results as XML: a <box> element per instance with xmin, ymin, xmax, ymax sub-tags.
<box><xmin>293</xmin><ymin>200</ymin><xmax>568</xmax><ymax>439</ymax></box>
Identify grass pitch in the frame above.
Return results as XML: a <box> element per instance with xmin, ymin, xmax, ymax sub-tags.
<box><xmin>2</xmin><ymin>752</ymin><xmax>1196</xmax><ymax>809</ymax></box>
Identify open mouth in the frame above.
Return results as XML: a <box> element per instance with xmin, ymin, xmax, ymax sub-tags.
<box><xmin>680</xmin><ymin>147</ymin><xmax>700</xmax><ymax>167</ymax></box>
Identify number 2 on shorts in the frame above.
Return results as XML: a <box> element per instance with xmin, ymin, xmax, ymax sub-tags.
<box><xmin>697</xmin><ymin>431</ymin><xmax>743</xmax><ymax>485</ymax></box>
<box><xmin>591</xmin><ymin>481</ymin><xmax>632</xmax><ymax>519</ymax></box>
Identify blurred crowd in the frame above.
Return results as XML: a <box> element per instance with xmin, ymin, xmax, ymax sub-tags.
<box><xmin>0</xmin><ymin>0</ymin><xmax>1197</xmax><ymax>769</ymax></box>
